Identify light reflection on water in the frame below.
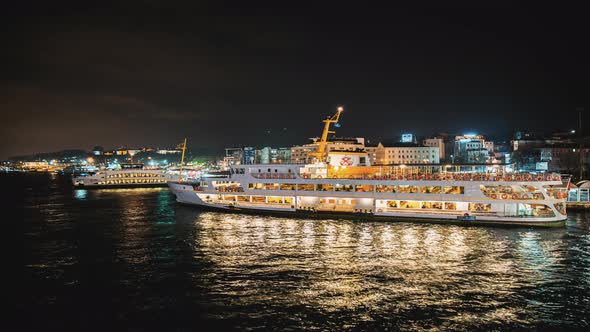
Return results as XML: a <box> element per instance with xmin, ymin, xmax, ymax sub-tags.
<box><xmin>18</xmin><ymin>174</ymin><xmax>590</xmax><ymax>330</ymax></box>
<box><xmin>190</xmin><ymin>211</ymin><xmax>590</xmax><ymax>330</ymax></box>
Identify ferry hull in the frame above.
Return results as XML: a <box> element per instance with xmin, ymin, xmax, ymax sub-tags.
<box><xmin>169</xmin><ymin>183</ymin><xmax>566</xmax><ymax>228</ymax></box>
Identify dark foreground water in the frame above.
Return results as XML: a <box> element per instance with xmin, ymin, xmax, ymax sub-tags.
<box><xmin>13</xmin><ymin>173</ymin><xmax>590</xmax><ymax>330</ymax></box>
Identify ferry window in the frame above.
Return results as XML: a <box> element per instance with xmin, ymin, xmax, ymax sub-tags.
<box><xmin>554</xmin><ymin>202</ymin><xmax>566</xmax><ymax>215</ymax></box>
<box><xmin>248</xmin><ymin>183</ymin><xmax>264</xmax><ymax>190</ymax></box>
<box><xmin>264</xmin><ymin>183</ymin><xmax>280</xmax><ymax>190</ymax></box>
<box><xmin>532</xmin><ymin>204</ymin><xmax>555</xmax><ymax>217</ymax></box>
<box><xmin>252</xmin><ymin>196</ymin><xmax>265</xmax><ymax>203</ymax></box>
<box><xmin>335</xmin><ymin>184</ymin><xmax>354</xmax><ymax>192</ymax></box>
<box><xmin>468</xmin><ymin>203</ymin><xmax>491</xmax><ymax>212</ymax></box>
<box><xmin>399</xmin><ymin>201</ymin><xmax>421</xmax><ymax>209</ymax></box>
<box><xmin>355</xmin><ymin>184</ymin><xmax>374</xmax><ymax>192</ymax></box>
<box><xmin>422</xmin><ymin>202</ymin><xmax>442</xmax><ymax>209</ymax></box>
<box><xmin>376</xmin><ymin>185</ymin><xmax>396</xmax><ymax>193</ymax></box>
<box><xmin>268</xmin><ymin>168</ymin><xmax>271</xmax><ymax>172</ymax></box>
<box><xmin>275</xmin><ymin>169</ymin><xmax>278</xmax><ymax>173</ymax></box>
<box><xmin>288</xmin><ymin>169</ymin><xmax>292</xmax><ymax>173</ymax></box>
<box><xmin>258</xmin><ymin>169</ymin><xmax>261</xmax><ymax>173</ymax></box>
<box><xmin>237</xmin><ymin>196</ymin><xmax>250</xmax><ymax>202</ymax></box>
<box><xmin>316</xmin><ymin>184</ymin><xmax>334</xmax><ymax>191</ymax></box>
<box><xmin>284</xmin><ymin>197</ymin><xmax>294</xmax><ymax>204</ymax></box>
<box><xmin>280</xmin><ymin>183</ymin><xmax>296</xmax><ymax>190</ymax></box>
<box><xmin>297</xmin><ymin>184</ymin><xmax>315</xmax><ymax>191</ymax></box>
<box><xmin>444</xmin><ymin>202</ymin><xmax>457</xmax><ymax>210</ymax></box>
<box><xmin>398</xmin><ymin>185</ymin><xmax>419</xmax><ymax>194</ymax></box>
<box><xmin>443</xmin><ymin>186</ymin><xmax>464</xmax><ymax>194</ymax></box>
<box><xmin>421</xmin><ymin>186</ymin><xmax>441</xmax><ymax>194</ymax></box>
<box><xmin>223</xmin><ymin>195</ymin><xmax>236</xmax><ymax>202</ymax></box>
<box><xmin>267</xmin><ymin>196</ymin><xmax>283</xmax><ymax>204</ymax></box>
<box><xmin>387</xmin><ymin>200</ymin><xmax>398</xmax><ymax>208</ymax></box>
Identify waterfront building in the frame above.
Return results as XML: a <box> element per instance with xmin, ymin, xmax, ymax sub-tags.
<box><xmin>453</xmin><ymin>134</ymin><xmax>493</xmax><ymax>164</ymax></box>
<box><xmin>92</xmin><ymin>146</ymin><xmax>104</xmax><ymax>156</ymax></box>
<box><xmin>243</xmin><ymin>147</ymin><xmax>255</xmax><ymax>164</ymax></box>
<box><xmin>225</xmin><ymin>147</ymin><xmax>245</xmax><ymax>165</ymax></box>
<box><xmin>374</xmin><ymin>142</ymin><xmax>440</xmax><ymax>165</ymax></box>
<box><xmin>423</xmin><ymin>138</ymin><xmax>445</xmax><ymax>160</ymax></box>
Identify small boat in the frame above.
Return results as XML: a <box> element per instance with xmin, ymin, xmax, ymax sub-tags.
<box><xmin>457</xmin><ymin>214</ymin><xmax>476</xmax><ymax>221</ymax></box>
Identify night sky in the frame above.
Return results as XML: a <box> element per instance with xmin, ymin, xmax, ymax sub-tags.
<box><xmin>2</xmin><ymin>1</ymin><xmax>588</xmax><ymax>159</ymax></box>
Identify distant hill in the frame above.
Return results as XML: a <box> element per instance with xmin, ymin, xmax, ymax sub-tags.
<box><xmin>9</xmin><ymin>149</ymin><xmax>89</xmax><ymax>162</ymax></box>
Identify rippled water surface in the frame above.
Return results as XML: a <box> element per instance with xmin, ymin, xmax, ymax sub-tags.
<box><xmin>14</xmin><ymin>173</ymin><xmax>590</xmax><ymax>330</ymax></box>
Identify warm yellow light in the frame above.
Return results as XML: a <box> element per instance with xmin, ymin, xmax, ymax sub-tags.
<box><xmin>337</xmin><ymin>106</ymin><xmax>344</xmax><ymax>112</ymax></box>
<box><xmin>87</xmin><ymin>157</ymin><xmax>94</xmax><ymax>164</ymax></box>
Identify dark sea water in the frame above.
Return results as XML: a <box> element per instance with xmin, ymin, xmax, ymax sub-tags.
<box><xmin>13</xmin><ymin>173</ymin><xmax>590</xmax><ymax>330</ymax></box>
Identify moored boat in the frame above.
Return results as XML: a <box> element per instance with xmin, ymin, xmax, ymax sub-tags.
<box><xmin>169</xmin><ymin>108</ymin><xmax>568</xmax><ymax>227</ymax></box>
<box><xmin>72</xmin><ymin>163</ymin><xmax>174</xmax><ymax>188</ymax></box>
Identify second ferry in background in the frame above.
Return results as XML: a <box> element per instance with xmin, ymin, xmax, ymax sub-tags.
<box><xmin>72</xmin><ymin>163</ymin><xmax>175</xmax><ymax>188</ymax></box>
<box><xmin>169</xmin><ymin>107</ymin><xmax>569</xmax><ymax>227</ymax></box>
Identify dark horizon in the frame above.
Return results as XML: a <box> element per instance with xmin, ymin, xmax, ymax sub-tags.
<box><xmin>2</xmin><ymin>1</ymin><xmax>588</xmax><ymax>159</ymax></box>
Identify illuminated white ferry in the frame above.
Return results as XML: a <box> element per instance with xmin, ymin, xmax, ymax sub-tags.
<box><xmin>72</xmin><ymin>163</ymin><xmax>174</xmax><ymax>188</ymax></box>
<box><xmin>169</xmin><ymin>108</ymin><xmax>568</xmax><ymax>227</ymax></box>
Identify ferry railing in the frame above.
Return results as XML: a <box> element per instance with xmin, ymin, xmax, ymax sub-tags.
<box><xmin>300</xmin><ymin>172</ymin><xmax>562</xmax><ymax>182</ymax></box>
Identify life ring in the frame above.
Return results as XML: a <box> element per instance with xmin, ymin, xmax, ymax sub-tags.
<box><xmin>512</xmin><ymin>193</ymin><xmax>519</xmax><ymax>199</ymax></box>
<box><xmin>504</xmin><ymin>176</ymin><xmax>512</xmax><ymax>181</ymax></box>
<box><xmin>553</xmin><ymin>175</ymin><xmax>561</xmax><ymax>181</ymax></box>
<box><xmin>491</xmin><ymin>193</ymin><xmax>497</xmax><ymax>199</ymax></box>
<box><xmin>454</xmin><ymin>175</ymin><xmax>461</xmax><ymax>181</ymax></box>
<box><xmin>349</xmin><ymin>175</ymin><xmax>354</xmax><ymax>179</ymax></box>
<box><xmin>545</xmin><ymin>175</ymin><xmax>552</xmax><ymax>181</ymax></box>
<box><xmin>536</xmin><ymin>175</ymin><xmax>542</xmax><ymax>181</ymax></box>
<box><xmin>515</xmin><ymin>176</ymin><xmax>522</xmax><ymax>181</ymax></box>
<box><xmin>522</xmin><ymin>193</ymin><xmax>529</xmax><ymax>199</ymax></box>
<box><xmin>464</xmin><ymin>174</ymin><xmax>471</xmax><ymax>181</ymax></box>
<box><xmin>317</xmin><ymin>175</ymin><xmax>323</xmax><ymax>179</ymax></box>
<box><xmin>332</xmin><ymin>175</ymin><xmax>337</xmax><ymax>179</ymax></box>
<box><xmin>533</xmin><ymin>193</ymin><xmax>541</xmax><ymax>200</ymax></box>
<box><xmin>526</xmin><ymin>174</ymin><xmax>533</xmax><ymax>181</ymax></box>
<box><xmin>425</xmin><ymin>174</ymin><xmax>431</xmax><ymax>180</ymax></box>
<box><xmin>501</xmin><ymin>194</ymin><xmax>508</xmax><ymax>199</ymax></box>
<box><xmin>484</xmin><ymin>175</ymin><xmax>490</xmax><ymax>181</ymax></box>
<box><xmin>303</xmin><ymin>174</ymin><xmax>309</xmax><ymax>179</ymax></box>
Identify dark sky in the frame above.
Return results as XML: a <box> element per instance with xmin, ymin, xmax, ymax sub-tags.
<box><xmin>2</xmin><ymin>1</ymin><xmax>588</xmax><ymax>159</ymax></box>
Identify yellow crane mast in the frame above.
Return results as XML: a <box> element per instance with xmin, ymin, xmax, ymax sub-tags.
<box><xmin>310</xmin><ymin>106</ymin><xmax>343</xmax><ymax>162</ymax></box>
<box><xmin>178</xmin><ymin>138</ymin><xmax>187</xmax><ymax>182</ymax></box>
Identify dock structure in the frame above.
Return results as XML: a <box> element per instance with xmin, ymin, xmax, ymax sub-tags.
<box><xmin>567</xmin><ymin>187</ymin><xmax>590</xmax><ymax>210</ymax></box>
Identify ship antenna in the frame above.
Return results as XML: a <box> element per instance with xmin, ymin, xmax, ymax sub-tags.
<box><xmin>178</xmin><ymin>138</ymin><xmax>187</xmax><ymax>182</ymax></box>
<box><xmin>311</xmin><ymin>106</ymin><xmax>343</xmax><ymax>163</ymax></box>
